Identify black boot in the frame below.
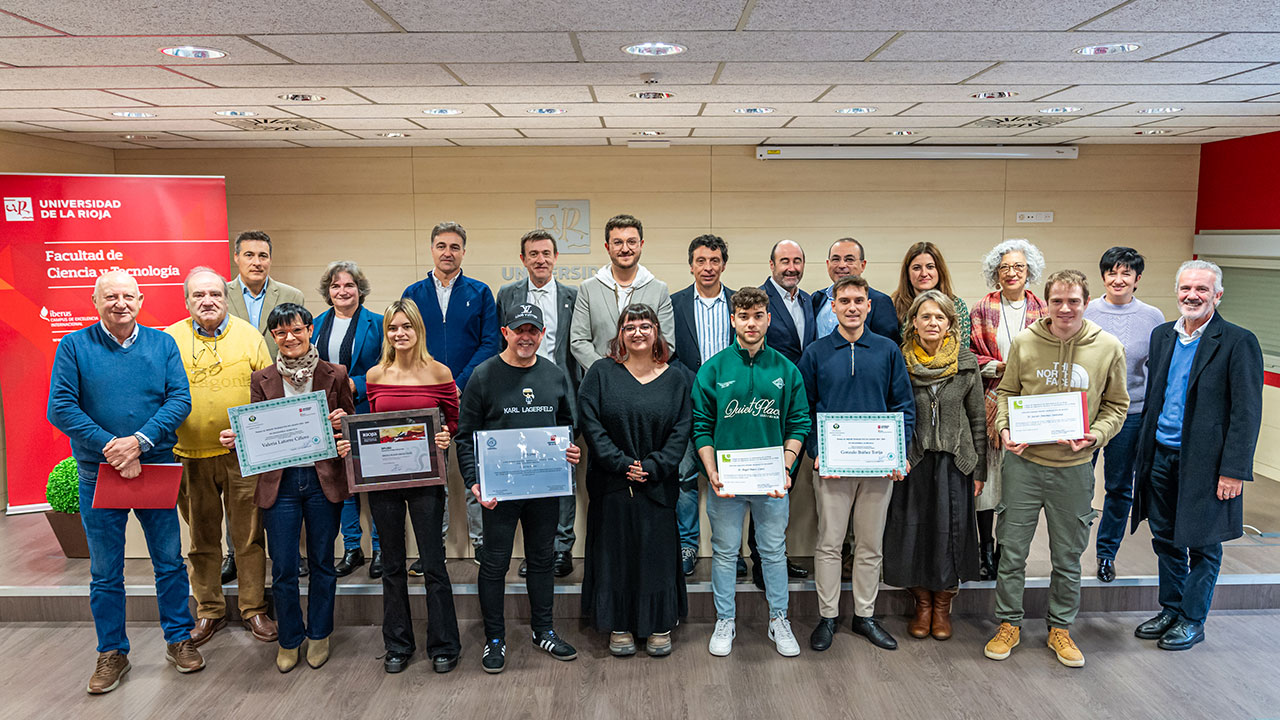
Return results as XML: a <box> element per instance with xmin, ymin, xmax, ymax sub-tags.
<box><xmin>979</xmin><ymin>541</ymin><xmax>997</xmax><ymax>581</ymax></box>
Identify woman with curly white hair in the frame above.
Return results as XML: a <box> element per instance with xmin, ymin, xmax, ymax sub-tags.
<box><xmin>969</xmin><ymin>239</ymin><xmax>1048</xmax><ymax>580</ymax></box>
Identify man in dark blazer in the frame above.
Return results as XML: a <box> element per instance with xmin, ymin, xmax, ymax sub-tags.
<box><xmin>810</xmin><ymin>237</ymin><xmax>900</xmax><ymax>345</ymax></box>
<box><xmin>1131</xmin><ymin>260</ymin><xmax>1263</xmax><ymax>651</ymax></box>
<box><xmin>761</xmin><ymin>239</ymin><xmax>816</xmax><ymax>365</ymax></box>
<box><xmin>227</xmin><ymin>230</ymin><xmax>307</xmax><ymax>360</ymax></box>
<box><xmin>496</xmin><ymin>230</ymin><xmax>580</xmax><ymax>578</ymax></box>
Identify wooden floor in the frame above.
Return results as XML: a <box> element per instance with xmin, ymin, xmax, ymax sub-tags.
<box><xmin>3</xmin><ymin>612</ymin><xmax>1280</xmax><ymax>720</ymax></box>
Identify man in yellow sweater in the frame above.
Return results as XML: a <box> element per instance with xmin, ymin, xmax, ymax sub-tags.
<box><xmin>165</xmin><ymin>267</ymin><xmax>276</xmax><ymax>647</ymax></box>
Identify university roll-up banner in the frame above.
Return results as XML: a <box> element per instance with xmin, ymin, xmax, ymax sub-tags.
<box><xmin>0</xmin><ymin>173</ymin><xmax>229</xmax><ymax>512</ymax></box>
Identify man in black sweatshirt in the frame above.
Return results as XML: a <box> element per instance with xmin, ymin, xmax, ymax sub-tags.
<box><xmin>457</xmin><ymin>303</ymin><xmax>582</xmax><ymax>674</ymax></box>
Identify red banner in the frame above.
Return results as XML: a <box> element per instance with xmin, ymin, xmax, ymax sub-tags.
<box><xmin>1</xmin><ymin>173</ymin><xmax>228</xmax><ymax>511</ymax></box>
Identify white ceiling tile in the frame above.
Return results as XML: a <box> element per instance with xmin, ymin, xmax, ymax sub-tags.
<box><xmin>289</xmin><ymin>138</ymin><xmax>452</xmax><ymax>147</ymax></box>
<box><xmin>174</xmin><ymin>130</ymin><xmax>356</xmax><ymax>140</ymax></box>
<box><xmin>1070</xmin><ymin>136</ymin><xmax>1214</xmax><ymax>143</ymax></box>
<box><xmin>787</xmin><ymin>116</ymin><xmax>984</xmax><ymax>127</ymax></box>
<box><xmin>31</xmin><ymin>131</ymin><xmax>189</xmax><ymax>141</ymax></box>
<box><xmin>132</xmin><ymin>139</ymin><xmax>307</xmax><ymax>148</ymax></box>
<box><xmin>661</xmin><ymin>137</ymin><xmax>763</xmax><ymax>145</ymax></box>
<box><xmin>491</xmin><ymin>102</ymin><xmax>703</xmax><ymax>117</ymax></box>
<box><xmin>762</xmin><ymin>136</ymin><xmax>918</xmax><ymax>144</ymax></box>
<box><xmin>297</xmin><ymin>104</ymin><xmax>498</xmax><ymax>118</ymax></box>
<box><xmin>603</xmin><ymin>116</ymin><xmax>789</xmax><ymax>128</ymax></box>
<box><xmin>69</xmin><ymin>106</ymin><xmax>300</xmax><ymax>120</ymax></box>
<box><xmin>876</xmin><ymin>32</ymin><xmax>1213</xmax><ymax>62</ymax></box>
<box><xmin>0</xmin><ymin>12</ymin><xmax>60</xmax><ymax>36</ymax></box>
<box><xmin>1018</xmin><ymin>126</ymin><xmax>1206</xmax><ymax>136</ymax></box>
<box><xmin>179</xmin><ymin>64</ymin><xmax>460</xmax><ymax>89</ymax></box>
<box><xmin>913</xmin><ymin>136</ymin><xmax>1076</xmax><ymax>144</ymax></box>
<box><xmin>0</xmin><ymin>90</ymin><xmax>148</xmax><ymax>107</ymax></box>
<box><xmin>107</xmin><ymin>88</ymin><xmax>373</xmax><ymax>106</ymax></box>
<box><xmin>901</xmin><ymin>102</ymin><xmax>1124</xmax><ymax>116</ymax></box>
<box><xmin>1</xmin><ymin>0</ymin><xmax>394</xmax><ymax>34</ymax></box>
<box><xmin>593</xmin><ymin>85</ymin><xmax>828</xmax><ymax>103</ymax></box>
<box><xmin>1038</xmin><ymin>84</ymin><xmax>1280</xmax><ymax>102</ymax></box>
<box><xmin>1142</xmin><ymin>115</ymin><xmax>1280</xmax><ymax>127</ymax></box>
<box><xmin>976</xmin><ymin>62</ymin><xmax>1266</xmax><ymax>84</ymax></box>
<box><xmin>854</xmin><ymin>126</ymin><xmax>1031</xmax><ymax>137</ymax></box>
<box><xmin>0</xmin><ymin>67</ymin><xmax>204</xmax><ymax>90</ymax></box>
<box><xmin>87</xmin><ymin>142</ymin><xmax>154</xmax><ymax>149</ymax></box>
<box><xmin>449</xmin><ymin>63</ymin><xmax>719</xmax><ymax>85</ymax></box>
<box><xmin>354</xmin><ymin>86</ymin><xmax>592</xmax><ymax>104</ymax></box>
<box><xmin>412</xmin><ymin>116</ymin><xmax>605</xmax><ymax>129</ymax></box>
<box><xmin>576</xmin><ymin>31</ymin><xmax>893</xmax><ymax>62</ymax></box>
<box><xmin>0</xmin><ymin>120</ymin><xmax>43</xmax><ymax>131</ymax></box>
<box><xmin>511</xmin><ymin>128</ymin><xmax>690</xmax><ymax>138</ymax></box>
<box><xmin>747</xmin><ymin>0</ymin><xmax>1122</xmax><ymax>31</ymax></box>
<box><xmin>821</xmin><ymin>85</ymin><xmax>1068</xmax><ymax>103</ymax></box>
<box><xmin>1153</xmin><ymin>34</ymin><xmax>1280</xmax><ymax>63</ymax></box>
<box><xmin>33</xmin><ymin>119</ymin><xmax>245</xmax><ymax>132</ymax></box>
<box><xmin>1051</xmin><ymin>116</ymin><xmax>1165</xmax><ymax>127</ymax></box>
<box><xmin>310</xmin><ymin>118</ymin><xmax>420</xmax><ymax>130</ymax></box>
<box><xmin>251</xmin><ymin>33</ymin><xmax>575</xmax><ymax>64</ymax></box>
<box><xmin>716</xmin><ymin>61</ymin><xmax>992</xmax><ymax>85</ymax></box>
<box><xmin>0</xmin><ymin>108</ymin><xmax>103</xmax><ymax>121</ymax></box>
<box><xmin>450</xmin><ymin>138</ymin><xmax>611</xmax><ymax>146</ymax></box>
<box><xmin>1081</xmin><ymin>0</ymin><xmax>1280</xmax><ymax>32</ymax></box>
<box><xmin>1096</xmin><ymin>103</ymin><xmax>1280</xmax><ymax>116</ymax></box>
<box><xmin>693</xmin><ymin>127</ymin><xmax>857</xmax><ymax>137</ymax></box>
<box><xmin>377</xmin><ymin>0</ymin><xmax>745</xmax><ymax>31</ymax></box>
<box><xmin>700</xmin><ymin>102</ymin><xmax>914</xmax><ymax>116</ymax></box>
<box><xmin>347</xmin><ymin>128</ymin><xmax>523</xmax><ymax>139</ymax></box>
<box><xmin>1212</xmin><ymin>65</ymin><xmax>1280</xmax><ymax>85</ymax></box>
<box><xmin>0</xmin><ymin>36</ymin><xmax>287</xmax><ymax>66</ymax></box>
<box><xmin>1176</xmin><ymin>127</ymin><xmax>1280</xmax><ymax>137</ymax></box>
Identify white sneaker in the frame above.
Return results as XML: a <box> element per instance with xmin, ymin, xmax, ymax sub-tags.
<box><xmin>769</xmin><ymin>616</ymin><xmax>801</xmax><ymax>657</ymax></box>
<box><xmin>708</xmin><ymin>618</ymin><xmax>736</xmax><ymax>656</ymax></box>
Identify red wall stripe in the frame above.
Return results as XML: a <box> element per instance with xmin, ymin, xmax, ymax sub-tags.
<box><xmin>1195</xmin><ymin>131</ymin><xmax>1280</xmax><ymax>233</ymax></box>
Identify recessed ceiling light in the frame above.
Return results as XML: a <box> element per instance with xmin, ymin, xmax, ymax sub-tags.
<box><xmin>633</xmin><ymin>130</ymin><xmax>665</xmax><ymax>136</ymax></box>
<box><xmin>1074</xmin><ymin>42</ymin><xmax>1142</xmax><ymax>56</ymax></box>
<box><xmin>1137</xmin><ymin>106</ymin><xmax>1183</xmax><ymax>114</ymax></box>
<box><xmin>378</xmin><ymin>132</ymin><xmax>408</xmax><ymax>138</ymax></box>
<box><xmin>215</xmin><ymin>109</ymin><xmax>257</xmax><ymax>117</ymax></box>
<box><xmin>835</xmin><ymin>107</ymin><xmax>877</xmax><ymax>114</ymax></box>
<box><xmin>277</xmin><ymin>93</ymin><xmax>325</xmax><ymax>102</ymax></box>
<box><xmin>888</xmin><ymin>130</ymin><xmax>917</xmax><ymax>136</ymax></box>
<box><xmin>970</xmin><ymin>91</ymin><xmax>1018</xmax><ymax>99</ymax></box>
<box><xmin>112</xmin><ymin>111</ymin><xmax>155</xmax><ymax>118</ymax></box>
<box><xmin>628</xmin><ymin>91</ymin><xmax>675</xmax><ymax>100</ymax></box>
<box><xmin>527</xmin><ymin>107</ymin><xmax>567</xmax><ymax>115</ymax></box>
<box><xmin>160</xmin><ymin>46</ymin><xmax>227</xmax><ymax>59</ymax></box>
<box><xmin>1038</xmin><ymin>106</ymin><xmax>1081</xmax><ymax>114</ymax></box>
<box><xmin>734</xmin><ymin>107</ymin><xmax>774</xmax><ymax>114</ymax></box>
<box><xmin>422</xmin><ymin>108</ymin><xmax>463</xmax><ymax>116</ymax></box>
<box><xmin>120</xmin><ymin>134</ymin><xmax>159</xmax><ymax>140</ymax></box>
<box><xmin>1136</xmin><ymin>129</ymin><xmax>1171</xmax><ymax>135</ymax></box>
<box><xmin>623</xmin><ymin>42</ymin><xmax>686</xmax><ymax>57</ymax></box>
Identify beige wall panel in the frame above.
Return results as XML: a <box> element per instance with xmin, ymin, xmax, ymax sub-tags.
<box><xmin>228</xmin><ymin>194</ymin><xmax>415</xmax><ymax>232</ymax></box>
<box><xmin>118</xmin><ymin>147</ymin><xmax>411</xmax><ymax>162</ymax></box>
<box><xmin>118</xmin><ymin>156</ymin><xmax>413</xmax><ymax>196</ymax></box>
<box><xmin>0</xmin><ymin>129</ymin><xmax>113</xmax><ymax>174</ymax></box>
<box><xmin>1005</xmin><ymin>154</ymin><xmax>1200</xmax><ymax>192</ymax></box>
<box><xmin>262</xmin><ymin>229</ymin><xmax>417</xmax><ymax>269</ymax></box>
<box><xmin>1003</xmin><ymin>191</ymin><xmax>1199</xmax><ymax>228</ymax></box>
<box><xmin>1072</xmin><ymin>144</ymin><xmax>1200</xmax><ymax>157</ymax></box>
<box><xmin>711</xmin><ymin>152</ymin><xmax>1009</xmax><ymax>192</ymax></box>
<box><xmin>1260</xmin><ymin>386</ymin><xmax>1280</xmax><ymax>481</ymax></box>
<box><xmin>410</xmin><ymin>191</ymin><xmax>711</xmax><ymax>232</ymax></box>
<box><xmin>412</xmin><ymin>154</ymin><xmax>712</xmax><ymax>196</ymax></box>
<box><xmin>412</xmin><ymin>145</ymin><xmax>711</xmax><ymax>160</ymax></box>
<box><xmin>714</xmin><ymin>191</ymin><xmax>1007</xmax><ymax>229</ymax></box>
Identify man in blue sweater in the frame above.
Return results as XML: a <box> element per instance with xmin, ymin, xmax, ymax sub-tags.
<box><xmin>402</xmin><ymin>221</ymin><xmax>501</xmax><ymax>561</ymax></box>
<box><xmin>47</xmin><ymin>270</ymin><xmax>204</xmax><ymax>694</ymax></box>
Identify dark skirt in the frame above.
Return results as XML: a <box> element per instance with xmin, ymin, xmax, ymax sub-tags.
<box><xmin>883</xmin><ymin>451</ymin><xmax>981</xmax><ymax>591</ymax></box>
<box><xmin>581</xmin><ymin>488</ymin><xmax>688</xmax><ymax>637</ymax></box>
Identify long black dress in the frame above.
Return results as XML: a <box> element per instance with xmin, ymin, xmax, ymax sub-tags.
<box><xmin>578</xmin><ymin>358</ymin><xmax>692</xmax><ymax>637</ymax></box>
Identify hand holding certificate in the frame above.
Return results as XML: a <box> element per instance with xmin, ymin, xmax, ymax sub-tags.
<box><xmin>714</xmin><ymin>446</ymin><xmax>788</xmax><ymax>497</ymax></box>
<box><xmin>816</xmin><ymin>413</ymin><xmax>906</xmax><ymax>477</ymax></box>
<box><xmin>1006</xmin><ymin>391</ymin><xmax>1090</xmax><ymax>446</ymax></box>
<box><xmin>475</xmin><ymin>426</ymin><xmax>575</xmax><ymax>502</ymax></box>
<box><xmin>227</xmin><ymin>391</ymin><xmax>338</xmax><ymax>476</ymax></box>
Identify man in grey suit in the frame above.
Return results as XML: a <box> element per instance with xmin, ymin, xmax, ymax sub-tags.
<box><xmin>227</xmin><ymin>230</ymin><xmax>307</xmax><ymax>360</ymax></box>
<box><xmin>496</xmin><ymin>229</ymin><xmax>581</xmax><ymax>578</ymax></box>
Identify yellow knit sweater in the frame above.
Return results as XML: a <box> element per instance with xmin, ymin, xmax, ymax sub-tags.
<box><xmin>164</xmin><ymin>316</ymin><xmax>272</xmax><ymax>458</ymax></box>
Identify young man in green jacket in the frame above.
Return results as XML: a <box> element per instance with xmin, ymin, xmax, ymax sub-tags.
<box><xmin>692</xmin><ymin>286</ymin><xmax>811</xmax><ymax>658</ymax></box>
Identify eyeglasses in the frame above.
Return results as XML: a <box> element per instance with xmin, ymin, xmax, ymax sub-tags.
<box><xmin>190</xmin><ymin>339</ymin><xmax>223</xmax><ymax>383</ymax></box>
<box><xmin>608</xmin><ymin>238</ymin><xmax>641</xmax><ymax>249</ymax></box>
<box><xmin>998</xmin><ymin>263</ymin><xmax>1028</xmax><ymax>275</ymax></box>
<box><xmin>622</xmin><ymin>323</ymin><xmax>655</xmax><ymax>335</ymax></box>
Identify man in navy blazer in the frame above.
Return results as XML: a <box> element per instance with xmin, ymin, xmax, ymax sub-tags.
<box><xmin>1130</xmin><ymin>260</ymin><xmax>1263</xmax><ymax>651</ymax></box>
<box><xmin>402</xmin><ymin>221</ymin><xmax>501</xmax><ymax>561</ymax></box>
<box><xmin>810</xmin><ymin>238</ymin><xmax>901</xmax><ymax>345</ymax></box>
<box><xmin>761</xmin><ymin>239</ymin><xmax>816</xmax><ymax>366</ymax></box>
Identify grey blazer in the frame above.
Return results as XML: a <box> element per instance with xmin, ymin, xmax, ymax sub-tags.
<box><xmin>496</xmin><ymin>277</ymin><xmax>581</xmax><ymax>419</ymax></box>
<box><xmin>227</xmin><ymin>276</ymin><xmax>307</xmax><ymax>359</ymax></box>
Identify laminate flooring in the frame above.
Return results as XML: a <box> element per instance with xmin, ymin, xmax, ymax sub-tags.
<box><xmin>3</xmin><ymin>612</ymin><xmax>1280</xmax><ymax>720</ymax></box>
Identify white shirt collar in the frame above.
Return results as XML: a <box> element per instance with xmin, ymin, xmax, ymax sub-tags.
<box><xmin>99</xmin><ymin>320</ymin><xmax>140</xmax><ymax>348</ymax></box>
<box><xmin>1174</xmin><ymin>311</ymin><xmax>1213</xmax><ymax>344</ymax></box>
<box><xmin>769</xmin><ymin>276</ymin><xmax>799</xmax><ymax>302</ymax></box>
<box><xmin>528</xmin><ymin>277</ymin><xmax>556</xmax><ymax>295</ymax></box>
<box><xmin>433</xmin><ymin>270</ymin><xmax>460</xmax><ymax>289</ymax></box>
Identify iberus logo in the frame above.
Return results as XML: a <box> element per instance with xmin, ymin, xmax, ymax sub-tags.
<box><xmin>4</xmin><ymin>197</ymin><xmax>33</xmax><ymax>222</ymax></box>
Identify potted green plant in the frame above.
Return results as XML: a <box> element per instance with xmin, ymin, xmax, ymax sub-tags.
<box><xmin>45</xmin><ymin>457</ymin><xmax>90</xmax><ymax>558</ymax></box>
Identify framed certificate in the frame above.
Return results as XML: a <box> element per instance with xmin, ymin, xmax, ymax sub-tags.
<box><xmin>817</xmin><ymin>412</ymin><xmax>907</xmax><ymax>477</ymax></box>
<box><xmin>715</xmin><ymin>446</ymin><xmax>786</xmax><ymax>495</ymax></box>
<box><xmin>476</xmin><ymin>426</ymin><xmax>574</xmax><ymax>502</ymax></box>
<box><xmin>227</xmin><ymin>391</ymin><xmax>338</xmax><ymax>476</ymax></box>
<box><xmin>341</xmin><ymin>409</ymin><xmax>447</xmax><ymax>493</ymax></box>
<box><xmin>1007</xmin><ymin>391</ymin><xmax>1089</xmax><ymax>445</ymax></box>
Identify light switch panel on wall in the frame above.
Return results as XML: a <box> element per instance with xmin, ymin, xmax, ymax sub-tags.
<box><xmin>1016</xmin><ymin>211</ymin><xmax>1054</xmax><ymax>223</ymax></box>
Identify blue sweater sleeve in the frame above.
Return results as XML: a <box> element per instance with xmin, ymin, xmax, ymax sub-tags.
<box><xmin>47</xmin><ymin>335</ymin><xmax>114</xmax><ymax>455</ymax></box>
<box><xmin>457</xmin><ymin>285</ymin><xmax>501</xmax><ymax>391</ymax></box>
<box><xmin>887</xmin><ymin>345</ymin><xmax>916</xmax><ymax>449</ymax></box>
<box><xmin>135</xmin><ymin>334</ymin><xmax>192</xmax><ymax>449</ymax></box>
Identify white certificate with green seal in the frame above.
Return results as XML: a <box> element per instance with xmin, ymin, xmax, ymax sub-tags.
<box><xmin>715</xmin><ymin>446</ymin><xmax>787</xmax><ymax>495</ymax></box>
<box><xmin>227</xmin><ymin>390</ymin><xmax>338</xmax><ymax>476</ymax></box>
<box><xmin>817</xmin><ymin>412</ymin><xmax>906</xmax><ymax>477</ymax></box>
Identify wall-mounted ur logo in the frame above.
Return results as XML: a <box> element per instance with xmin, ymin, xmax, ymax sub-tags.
<box><xmin>535</xmin><ymin>199</ymin><xmax>590</xmax><ymax>254</ymax></box>
<box><xmin>523</xmin><ymin>387</ymin><xmax>535</xmax><ymax>405</ymax></box>
<box><xmin>4</xmin><ymin>197</ymin><xmax>33</xmax><ymax>222</ymax></box>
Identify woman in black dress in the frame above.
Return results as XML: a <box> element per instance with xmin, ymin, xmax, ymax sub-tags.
<box><xmin>579</xmin><ymin>303</ymin><xmax>692</xmax><ymax>657</ymax></box>
<box><xmin>883</xmin><ymin>290</ymin><xmax>986</xmax><ymax>641</ymax></box>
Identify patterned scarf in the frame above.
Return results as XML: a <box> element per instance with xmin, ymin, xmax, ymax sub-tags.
<box><xmin>903</xmin><ymin>336</ymin><xmax>959</xmax><ymax>380</ymax></box>
<box><xmin>277</xmin><ymin>345</ymin><xmax>319</xmax><ymax>390</ymax></box>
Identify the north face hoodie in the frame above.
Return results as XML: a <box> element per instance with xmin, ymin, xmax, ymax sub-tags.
<box><xmin>692</xmin><ymin>342</ymin><xmax>811</xmax><ymax>455</ymax></box>
<box><xmin>994</xmin><ymin>317</ymin><xmax>1129</xmax><ymax>467</ymax></box>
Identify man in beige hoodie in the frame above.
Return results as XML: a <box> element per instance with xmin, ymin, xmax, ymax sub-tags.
<box><xmin>983</xmin><ymin>269</ymin><xmax>1129</xmax><ymax>669</ymax></box>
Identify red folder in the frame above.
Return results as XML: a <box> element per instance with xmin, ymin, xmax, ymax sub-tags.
<box><xmin>93</xmin><ymin>463</ymin><xmax>183</xmax><ymax>509</ymax></box>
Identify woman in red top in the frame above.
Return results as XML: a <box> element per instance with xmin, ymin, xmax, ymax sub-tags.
<box><xmin>363</xmin><ymin>299</ymin><xmax>461</xmax><ymax>674</ymax></box>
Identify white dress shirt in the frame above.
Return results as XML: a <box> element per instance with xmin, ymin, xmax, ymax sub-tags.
<box><xmin>433</xmin><ymin>270</ymin><xmax>456</xmax><ymax>316</ymax></box>
<box><xmin>527</xmin><ymin>278</ymin><xmax>559</xmax><ymax>361</ymax></box>
<box><xmin>769</xmin><ymin>276</ymin><xmax>806</xmax><ymax>341</ymax></box>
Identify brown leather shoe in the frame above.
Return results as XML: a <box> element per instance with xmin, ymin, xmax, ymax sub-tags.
<box><xmin>244</xmin><ymin>614</ymin><xmax>279</xmax><ymax>643</ymax></box>
<box><xmin>907</xmin><ymin>587</ymin><xmax>933</xmax><ymax>639</ymax></box>
<box><xmin>190</xmin><ymin>616</ymin><xmax>227</xmax><ymax>648</ymax></box>
<box><xmin>931</xmin><ymin>589</ymin><xmax>957</xmax><ymax>641</ymax></box>
<box><xmin>166</xmin><ymin>639</ymin><xmax>206</xmax><ymax>673</ymax></box>
<box><xmin>87</xmin><ymin>650</ymin><xmax>130</xmax><ymax>694</ymax></box>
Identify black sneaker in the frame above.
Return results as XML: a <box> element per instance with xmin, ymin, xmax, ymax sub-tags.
<box><xmin>481</xmin><ymin>638</ymin><xmax>506</xmax><ymax>674</ymax></box>
<box><xmin>408</xmin><ymin>559</ymin><xmax>423</xmax><ymax>577</ymax></box>
<box><xmin>473</xmin><ymin>545</ymin><xmax>484</xmax><ymax>567</ymax></box>
<box><xmin>532</xmin><ymin>629</ymin><xmax>577</xmax><ymax>661</ymax></box>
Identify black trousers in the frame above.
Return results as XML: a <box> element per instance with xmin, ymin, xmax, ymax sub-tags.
<box><xmin>368</xmin><ymin>485</ymin><xmax>461</xmax><ymax>657</ymax></box>
<box><xmin>1148</xmin><ymin>444</ymin><xmax>1224</xmax><ymax>625</ymax></box>
<box><xmin>478</xmin><ymin>495</ymin><xmax>559</xmax><ymax>640</ymax></box>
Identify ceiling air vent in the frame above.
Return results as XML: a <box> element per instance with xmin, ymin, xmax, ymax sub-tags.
<box><xmin>218</xmin><ymin>118</ymin><xmax>329</xmax><ymax>131</ymax></box>
<box><xmin>971</xmin><ymin>115</ymin><xmax>1073</xmax><ymax>129</ymax></box>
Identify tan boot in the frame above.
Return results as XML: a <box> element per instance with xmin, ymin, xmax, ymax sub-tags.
<box><xmin>276</xmin><ymin>646</ymin><xmax>299</xmax><ymax>673</ymax></box>
<box><xmin>306</xmin><ymin>637</ymin><xmax>330</xmax><ymax>669</ymax></box>
<box><xmin>931</xmin><ymin>589</ymin><xmax>957</xmax><ymax>641</ymax></box>
<box><xmin>906</xmin><ymin>587</ymin><xmax>933</xmax><ymax>638</ymax></box>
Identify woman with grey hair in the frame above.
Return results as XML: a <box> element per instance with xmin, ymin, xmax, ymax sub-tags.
<box><xmin>968</xmin><ymin>239</ymin><xmax>1048</xmax><ymax>580</ymax></box>
<box><xmin>312</xmin><ymin>260</ymin><xmax>386</xmax><ymax>579</ymax></box>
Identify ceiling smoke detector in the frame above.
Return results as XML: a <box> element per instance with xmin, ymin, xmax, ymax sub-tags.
<box><xmin>220</xmin><ymin>118</ymin><xmax>330</xmax><ymax>131</ymax></box>
<box><xmin>972</xmin><ymin>115</ymin><xmax>1071</xmax><ymax>129</ymax></box>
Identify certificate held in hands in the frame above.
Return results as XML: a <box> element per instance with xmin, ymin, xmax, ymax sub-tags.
<box><xmin>715</xmin><ymin>446</ymin><xmax>786</xmax><ymax>495</ymax></box>
<box><xmin>227</xmin><ymin>391</ymin><xmax>338</xmax><ymax>476</ymax></box>
<box><xmin>817</xmin><ymin>412</ymin><xmax>906</xmax><ymax>477</ymax></box>
<box><xmin>476</xmin><ymin>426</ymin><xmax>574</xmax><ymax>502</ymax></box>
<box><xmin>1007</xmin><ymin>391</ymin><xmax>1089</xmax><ymax>445</ymax></box>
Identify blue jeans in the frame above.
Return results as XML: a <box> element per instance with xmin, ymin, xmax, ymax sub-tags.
<box><xmin>705</xmin><ymin>491</ymin><xmax>790</xmax><ymax>619</ymax></box>
<box><xmin>78</xmin><ymin>473</ymin><xmax>194</xmax><ymax>654</ymax></box>
<box><xmin>1092</xmin><ymin>412</ymin><xmax>1143</xmax><ymax>560</ymax></box>
<box><xmin>675</xmin><ymin>440</ymin><xmax>702</xmax><ymax>549</ymax></box>
<box><xmin>340</xmin><ymin>495</ymin><xmax>379</xmax><ymax>552</ymax></box>
<box><xmin>264</xmin><ymin>466</ymin><xmax>342</xmax><ymax>649</ymax></box>
<box><xmin>1148</xmin><ymin>444</ymin><xmax>1223</xmax><ymax>624</ymax></box>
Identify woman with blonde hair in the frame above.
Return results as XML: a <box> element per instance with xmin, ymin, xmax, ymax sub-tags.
<box><xmin>890</xmin><ymin>242</ymin><xmax>971</xmax><ymax>347</ymax></box>
<box><xmin>363</xmin><ymin>298</ymin><xmax>461</xmax><ymax>675</ymax></box>
<box><xmin>883</xmin><ymin>290</ymin><xmax>986</xmax><ymax>641</ymax></box>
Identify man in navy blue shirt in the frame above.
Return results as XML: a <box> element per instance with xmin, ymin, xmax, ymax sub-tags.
<box><xmin>811</xmin><ymin>238</ymin><xmax>900</xmax><ymax>345</ymax></box>
<box><xmin>402</xmin><ymin>221</ymin><xmax>501</xmax><ymax>563</ymax></box>
<box><xmin>799</xmin><ymin>274</ymin><xmax>915</xmax><ymax>653</ymax></box>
